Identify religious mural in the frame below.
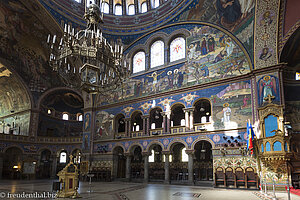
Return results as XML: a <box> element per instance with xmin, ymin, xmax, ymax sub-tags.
<box><xmin>175</xmin><ymin>0</ymin><xmax>254</xmax><ymax>59</ymax></box>
<box><xmin>94</xmin><ymin>111</ymin><xmax>114</xmax><ymax>140</ymax></box>
<box><xmin>95</xmin><ymin>80</ymin><xmax>252</xmax><ymax>133</ymax></box>
<box><xmin>0</xmin><ymin>0</ymin><xmax>63</xmax><ymax>95</ymax></box>
<box><xmin>0</xmin><ymin>65</ymin><xmax>30</xmax><ymax>117</ymax></box>
<box><xmin>256</xmin><ymin>73</ymin><xmax>280</xmax><ymax>106</ymax></box>
<box><xmin>96</xmin><ymin>24</ymin><xmax>251</xmax><ymax>107</ymax></box>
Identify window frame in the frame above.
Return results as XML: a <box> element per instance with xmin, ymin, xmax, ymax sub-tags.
<box><xmin>150</xmin><ymin>40</ymin><xmax>165</xmax><ymax>68</ymax></box>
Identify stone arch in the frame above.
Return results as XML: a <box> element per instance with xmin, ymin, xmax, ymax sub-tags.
<box><xmin>167</xmin><ymin>139</ymin><xmax>187</xmax><ymax>152</ymax></box>
<box><xmin>37</xmin><ymin>87</ymin><xmax>82</xmax><ymax>110</ymax></box>
<box><xmin>37</xmin><ymin>147</ymin><xmax>53</xmax><ymax>155</ymax></box>
<box><xmin>191</xmin><ymin>137</ymin><xmax>215</xmax><ymax>150</ymax></box>
<box><xmin>3</xmin><ymin>145</ymin><xmax>24</xmax><ymax>154</ymax></box>
<box><xmin>112</xmin><ymin>144</ymin><xmax>126</xmax><ymax>153</ymax></box>
<box><xmin>128</xmin><ymin>143</ymin><xmax>144</xmax><ymax>154</ymax></box>
<box><xmin>145</xmin><ymin>140</ymin><xmax>164</xmax><ymax>152</ymax></box>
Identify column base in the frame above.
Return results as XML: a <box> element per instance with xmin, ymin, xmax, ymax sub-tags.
<box><xmin>164</xmin><ymin>180</ymin><xmax>170</xmax><ymax>184</ymax></box>
<box><xmin>143</xmin><ymin>179</ymin><xmax>149</xmax><ymax>183</ymax></box>
<box><xmin>188</xmin><ymin>180</ymin><xmax>195</xmax><ymax>186</ymax></box>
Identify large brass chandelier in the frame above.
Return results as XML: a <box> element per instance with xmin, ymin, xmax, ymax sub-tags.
<box><xmin>47</xmin><ymin>3</ymin><xmax>130</xmax><ymax>93</ymax></box>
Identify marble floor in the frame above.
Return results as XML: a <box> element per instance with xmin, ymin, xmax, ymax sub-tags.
<box><xmin>0</xmin><ymin>180</ymin><xmax>298</xmax><ymax>200</ymax></box>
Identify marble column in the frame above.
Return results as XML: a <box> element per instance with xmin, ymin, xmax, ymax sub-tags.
<box><xmin>166</xmin><ymin>112</ymin><xmax>171</xmax><ymax>134</ymax></box>
<box><xmin>189</xmin><ymin>110</ymin><xmax>194</xmax><ymax>131</ymax></box>
<box><xmin>50</xmin><ymin>155</ymin><xmax>58</xmax><ymax>179</ymax></box>
<box><xmin>125</xmin><ymin>154</ymin><xmax>131</xmax><ymax>181</ymax></box>
<box><xmin>143</xmin><ymin>153</ymin><xmax>149</xmax><ymax>182</ymax></box>
<box><xmin>125</xmin><ymin>119</ymin><xmax>128</xmax><ymax>136</ymax></box>
<box><xmin>142</xmin><ymin>116</ymin><xmax>146</xmax><ymax>135</ymax></box>
<box><xmin>163</xmin><ymin>152</ymin><xmax>170</xmax><ymax>184</ymax></box>
<box><xmin>162</xmin><ymin>113</ymin><xmax>167</xmax><ymax>133</ymax></box>
<box><xmin>128</xmin><ymin>119</ymin><xmax>132</xmax><ymax>137</ymax></box>
<box><xmin>184</xmin><ymin>109</ymin><xmax>189</xmax><ymax>129</ymax></box>
<box><xmin>186</xmin><ymin>150</ymin><xmax>195</xmax><ymax>185</ymax></box>
<box><xmin>145</xmin><ymin>115</ymin><xmax>150</xmax><ymax>136</ymax></box>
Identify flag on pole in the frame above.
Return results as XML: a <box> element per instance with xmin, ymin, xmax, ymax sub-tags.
<box><xmin>247</xmin><ymin>120</ymin><xmax>255</xmax><ymax>154</ymax></box>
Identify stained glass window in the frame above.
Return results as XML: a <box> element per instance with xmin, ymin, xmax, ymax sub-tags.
<box><xmin>141</xmin><ymin>2</ymin><xmax>147</xmax><ymax>13</ymax></box>
<box><xmin>151</xmin><ymin>40</ymin><xmax>164</xmax><ymax>68</ymax></box>
<box><xmin>115</xmin><ymin>4</ymin><xmax>122</xmax><ymax>15</ymax></box>
<box><xmin>152</xmin><ymin>0</ymin><xmax>160</xmax><ymax>8</ymax></box>
<box><xmin>296</xmin><ymin>72</ymin><xmax>300</xmax><ymax>80</ymax></box>
<box><xmin>170</xmin><ymin>37</ymin><xmax>185</xmax><ymax>62</ymax></box>
<box><xmin>128</xmin><ymin>4</ymin><xmax>135</xmax><ymax>15</ymax></box>
<box><xmin>102</xmin><ymin>2</ymin><xmax>109</xmax><ymax>14</ymax></box>
<box><xmin>133</xmin><ymin>51</ymin><xmax>145</xmax><ymax>73</ymax></box>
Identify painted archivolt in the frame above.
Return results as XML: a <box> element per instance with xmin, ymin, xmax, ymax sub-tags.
<box><xmin>254</xmin><ymin>0</ymin><xmax>279</xmax><ymax>68</ymax></box>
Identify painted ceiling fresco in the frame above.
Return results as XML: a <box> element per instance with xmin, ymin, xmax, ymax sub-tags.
<box><xmin>0</xmin><ymin>0</ymin><xmax>64</xmax><ymax>97</ymax></box>
<box><xmin>96</xmin><ymin>24</ymin><xmax>251</xmax><ymax>107</ymax></box>
<box><xmin>0</xmin><ymin>65</ymin><xmax>30</xmax><ymax>117</ymax></box>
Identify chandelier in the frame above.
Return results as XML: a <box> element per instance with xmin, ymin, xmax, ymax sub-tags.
<box><xmin>47</xmin><ymin>3</ymin><xmax>130</xmax><ymax>94</ymax></box>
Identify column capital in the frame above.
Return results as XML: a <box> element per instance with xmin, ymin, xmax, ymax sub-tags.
<box><xmin>161</xmin><ymin>151</ymin><xmax>172</xmax><ymax>155</ymax></box>
<box><xmin>161</xmin><ymin>111</ymin><xmax>171</xmax><ymax>116</ymax></box>
<box><xmin>183</xmin><ymin>107</ymin><xmax>195</xmax><ymax>112</ymax></box>
<box><xmin>124</xmin><ymin>118</ymin><xmax>131</xmax><ymax>122</ymax></box>
<box><xmin>142</xmin><ymin>152</ymin><xmax>151</xmax><ymax>156</ymax></box>
<box><xmin>185</xmin><ymin>150</ymin><xmax>195</xmax><ymax>155</ymax></box>
<box><xmin>141</xmin><ymin>115</ymin><xmax>150</xmax><ymax>119</ymax></box>
<box><xmin>124</xmin><ymin>153</ymin><xmax>132</xmax><ymax>157</ymax></box>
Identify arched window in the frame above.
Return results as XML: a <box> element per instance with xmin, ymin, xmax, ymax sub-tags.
<box><xmin>47</xmin><ymin>109</ymin><xmax>52</xmax><ymax>115</ymax></box>
<box><xmin>133</xmin><ymin>51</ymin><xmax>145</xmax><ymax>73</ymax></box>
<box><xmin>75</xmin><ymin>0</ymin><xmax>81</xmax><ymax>3</ymax></box>
<box><xmin>77</xmin><ymin>113</ymin><xmax>83</xmax><ymax>121</ymax></box>
<box><xmin>141</xmin><ymin>2</ymin><xmax>147</xmax><ymax>13</ymax></box>
<box><xmin>181</xmin><ymin>147</ymin><xmax>188</xmax><ymax>162</ymax></box>
<box><xmin>60</xmin><ymin>151</ymin><xmax>67</xmax><ymax>163</ymax></box>
<box><xmin>152</xmin><ymin>0</ymin><xmax>160</xmax><ymax>8</ymax></box>
<box><xmin>115</xmin><ymin>4</ymin><xmax>122</xmax><ymax>15</ymax></box>
<box><xmin>170</xmin><ymin>37</ymin><xmax>186</xmax><ymax>62</ymax></box>
<box><xmin>128</xmin><ymin>4</ymin><xmax>135</xmax><ymax>15</ymax></box>
<box><xmin>62</xmin><ymin>113</ymin><xmax>69</xmax><ymax>120</ymax></box>
<box><xmin>150</xmin><ymin>40</ymin><xmax>164</xmax><ymax>68</ymax></box>
<box><xmin>102</xmin><ymin>2</ymin><xmax>109</xmax><ymax>14</ymax></box>
<box><xmin>149</xmin><ymin>149</ymin><xmax>155</xmax><ymax>162</ymax></box>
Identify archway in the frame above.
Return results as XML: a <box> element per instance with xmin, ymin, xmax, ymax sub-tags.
<box><xmin>150</xmin><ymin>107</ymin><xmax>163</xmax><ymax>129</ymax></box>
<box><xmin>130</xmin><ymin>145</ymin><xmax>143</xmax><ymax>180</ymax></box>
<box><xmin>2</xmin><ymin>147</ymin><xmax>23</xmax><ymax>179</ymax></box>
<box><xmin>169</xmin><ymin>143</ymin><xmax>188</xmax><ymax>183</ymax></box>
<box><xmin>113</xmin><ymin>146</ymin><xmax>126</xmax><ymax>179</ymax></box>
<box><xmin>131</xmin><ymin>111</ymin><xmax>143</xmax><ymax>132</ymax></box>
<box><xmin>148</xmin><ymin>144</ymin><xmax>164</xmax><ymax>181</ymax></box>
<box><xmin>38</xmin><ymin>149</ymin><xmax>52</xmax><ymax>179</ymax></box>
<box><xmin>115</xmin><ymin>114</ymin><xmax>125</xmax><ymax>137</ymax></box>
<box><xmin>194</xmin><ymin>140</ymin><xmax>213</xmax><ymax>182</ymax></box>
<box><xmin>171</xmin><ymin>104</ymin><xmax>185</xmax><ymax>127</ymax></box>
<box><xmin>194</xmin><ymin>99</ymin><xmax>212</xmax><ymax>124</ymax></box>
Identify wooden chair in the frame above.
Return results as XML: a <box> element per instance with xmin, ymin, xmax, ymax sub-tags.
<box><xmin>245</xmin><ymin>167</ymin><xmax>258</xmax><ymax>189</ymax></box>
<box><xmin>235</xmin><ymin>167</ymin><xmax>245</xmax><ymax>188</ymax></box>
<box><xmin>225</xmin><ymin>167</ymin><xmax>236</xmax><ymax>187</ymax></box>
<box><xmin>214</xmin><ymin>167</ymin><xmax>225</xmax><ymax>187</ymax></box>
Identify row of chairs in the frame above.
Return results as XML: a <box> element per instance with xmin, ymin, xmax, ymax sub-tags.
<box><xmin>214</xmin><ymin>167</ymin><xmax>259</xmax><ymax>188</ymax></box>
